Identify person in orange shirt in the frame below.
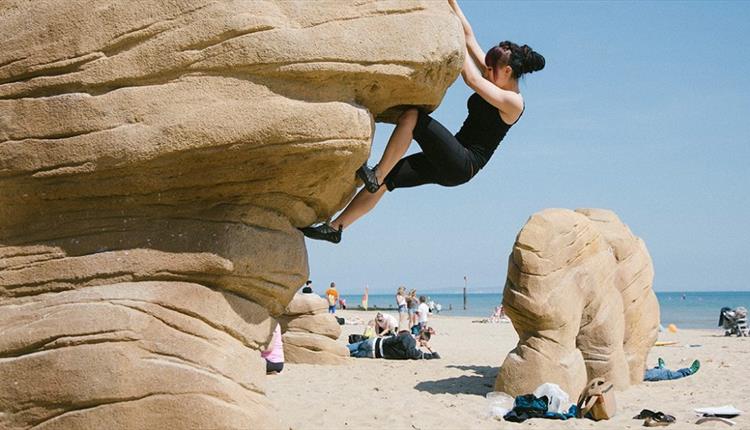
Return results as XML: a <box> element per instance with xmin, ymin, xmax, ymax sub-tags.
<box><xmin>325</xmin><ymin>282</ymin><xmax>339</xmax><ymax>314</ymax></box>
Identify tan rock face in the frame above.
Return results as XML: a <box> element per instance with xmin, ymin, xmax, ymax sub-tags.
<box><xmin>0</xmin><ymin>1</ymin><xmax>462</xmax><ymax>428</ymax></box>
<box><xmin>278</xmin><ymin>294</ymin><xmax>349</xmax><ymax>365</ymax></box>
<box><xmin>495</xmin><ymin>208</ymin><xmax>659</xmax><ymax>399</ymax></box>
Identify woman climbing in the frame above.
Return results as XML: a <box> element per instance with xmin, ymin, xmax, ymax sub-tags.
<box><xmin>301</xmin><ymin>0</ymin><xmax>545</xmax><ymax>243</ymax></box>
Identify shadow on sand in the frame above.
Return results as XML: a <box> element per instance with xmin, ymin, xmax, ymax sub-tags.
<box><xmin>414</xmin><ymin>365</ymin><xmax>498</xmax><ymax>396</ymax></box>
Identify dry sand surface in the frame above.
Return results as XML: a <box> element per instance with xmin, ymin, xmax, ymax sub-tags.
<box><xmin>266</xmin><ymin>310</ymin><xmax>749</xmax><ymax>430</ymax></box>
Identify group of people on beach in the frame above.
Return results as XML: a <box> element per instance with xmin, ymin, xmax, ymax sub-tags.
<box><xmin>301</xmin><ymin>280</ymin><xmax>348</xmax><ymax>313</ymax></box>
<box><xmin>346</xmin><ymin>286</ymin><xmax>439</xmax><ymax>360</ymax></box>
<box><xmin>396</xmin><ymin>286</ymin><xmax>431</xmax><ymax>331</ymax></box>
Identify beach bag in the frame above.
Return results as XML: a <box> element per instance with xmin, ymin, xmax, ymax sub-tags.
<box><xmin>576</xmin><ymin>378</ymin><xmax>616</xmax><ymax>421</ymax></box>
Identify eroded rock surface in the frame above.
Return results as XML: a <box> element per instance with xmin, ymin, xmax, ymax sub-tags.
<box><xmin>278</xmin><ymin>294</ymin><xmax>349</xmax><ymax>365</ymax></box>
<box><xmin>495</xmin><ymin>209</ymin><xmax>659</xmax><ymax>400</ymax></box>
<box><xmin>0</xmin><ymin>1</ymin><xmax>462</xmax><ymax>428</ymax></box>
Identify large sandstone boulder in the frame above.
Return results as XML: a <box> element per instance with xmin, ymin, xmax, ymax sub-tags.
<box><xmin>495</xmin><ymin>208</ymin><xmax>659</xmax><ymax>399</ymax></box>
<box><xmin>0</xmin><ymin>1</ymin><xmax>463</xmax><ymax>428</ymax></box>
<box><xmin>278</xmin><ymin>294</ymin><xmax>349</xmax><ymax>365</ymax></box>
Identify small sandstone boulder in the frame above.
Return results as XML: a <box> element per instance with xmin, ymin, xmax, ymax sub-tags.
<box><xmin>282</xmin><ymin>332</ymin><xmax>350</xmax><ymax>366</ymax></box>
<box><xmin>495</xmin><ymin>208</ymin><xmax>659</xmax><ymax>399</ymax></box>
<box><xmin>278</xmin><ymin>294</ymin><xmax>348</xmax><ymax>364</ymax></box>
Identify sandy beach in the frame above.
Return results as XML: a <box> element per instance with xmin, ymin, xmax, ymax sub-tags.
<box><xmin>266</xmin><ymin>310</ymin><xmax>749</xmax><ymax>430</ymax></box>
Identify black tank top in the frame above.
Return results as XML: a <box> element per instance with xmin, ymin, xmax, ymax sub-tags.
<box><xmin>455</xmin><ymin>92</ymin><xmax>522</xmax><ymax>168</ymax></box>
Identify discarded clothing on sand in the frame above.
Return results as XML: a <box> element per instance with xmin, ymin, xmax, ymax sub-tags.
<box><xmin>503</xmin><ymin>394</ymin><xmax>577</xmax><ymax>423</ymax></box>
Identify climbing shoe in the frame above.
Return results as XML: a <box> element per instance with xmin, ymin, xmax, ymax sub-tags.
<box><xmin>356</xmin><ymin>163</ymin><xmax>380</xmax><ymax>193</ymax></box>
<box><xmin>299</xmin><ymin>223</ymin><xmax>342</xmax><ymax>244</ymax></box>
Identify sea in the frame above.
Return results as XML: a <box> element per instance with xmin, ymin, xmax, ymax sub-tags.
<box><xmin>338</xmin><ymin>291</ymin><xmax>750</xmax><ymax>330</ymax></box>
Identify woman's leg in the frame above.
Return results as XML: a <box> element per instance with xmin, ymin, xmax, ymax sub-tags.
<box><xmin>373</xmin><ymin>108</ymin><xmax>420</xmax><ymax>184</ymax></box>
<box><xmin>330</xmin><ymin>185</ymin><xmax>387</xmax><ymax>230</ymax></box>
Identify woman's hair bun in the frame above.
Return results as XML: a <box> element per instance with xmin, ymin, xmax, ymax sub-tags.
<box><xmin>520</xmin><ymin>45</ymin><xmax>545</xmax><ymax>74</ymax></box>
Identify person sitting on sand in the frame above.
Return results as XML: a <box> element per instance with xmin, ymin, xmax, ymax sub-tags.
<box><xmin>644</xmin><ymin>357</ymin><xmax>700</xmax><ymax>381</ymax></box>
<box><xmin>348</xmin><ymin>312</ymin><xmax>440</xmax><ymax>360</ymax></box>
<box><xmin>488</xmin><ymin>305</ymin><xmax>509</xmax><ymax>323</ymax></box>
<box><xmin>372</xmin><ymin>312</ymin><xmax>399</xmax><ymax>337</ymax></box>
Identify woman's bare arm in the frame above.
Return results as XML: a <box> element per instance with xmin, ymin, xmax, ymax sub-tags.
<box><xmin>448</xmin><ymin>0</ymin><xmax>488</xmax><ymax>77</ymax></box>
<box><xmin>461</xmin><ymin>50</ymin><xmax>523</xmax><ymax>120</ymax></box>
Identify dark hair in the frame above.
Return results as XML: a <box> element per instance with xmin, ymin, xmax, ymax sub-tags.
<box><xmin>419</xmin><ymin>330</ymin><xmax>432</xmax><ymax>342</ymax></box>
<box><xmin>305</xmin><ymin>280</ymin><xmax>312</xmax><ymax>285</ymax></box>
<box><xmin>485</xmin><ymin>41</ymin><xmax>545</xmax><ymax>79</ymax></box>
<box><xmin>419</xmin><ymin>295</ymin><xmax>427</xmax><ymax>303</ymax></box>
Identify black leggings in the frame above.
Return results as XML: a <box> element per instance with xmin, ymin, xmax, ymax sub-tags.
<box><xmin>266</xmin><ymin>360</ymin><xmax>284</xmax><ymax>373</ymax></box>
<box><xmin>384</xmin><ymin>111</ymin><xmax>478</xmax><ymax>191</ymax></box>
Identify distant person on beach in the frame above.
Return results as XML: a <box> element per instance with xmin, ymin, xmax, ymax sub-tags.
<box><xmin>348</xmin><ymin>312</ymin><xmax>440</xmax><ymax>360</ymax></box>
<box><xmin>326</xmin><ymin>282</ymin><xmax>339</xmax><ymax>314</ymax></box>
<box><xmin>301</xmin><ymin>280</ymin><xmax>314</xmax><ymax>294</ymax></box>
<box><xmin>339</xmin><ymin>297</ymin><xmax>347</xmax><ymax>310</ymax></box>
<box><xmin>299</xmin><ymin>0</ymin><xmax>545</xmax><ymax>244</ymax></box>
<box><xmin>417</xmin><ymin>295</ymin><xmax>430</xmax><ymax>331</ymax></box>
<box><xmin>396</xmin><ymin>286</ymin><xmax>407</xmax><ymax>315</ymax></box>
<box><xmin>488</xmin><ymin>305</ymin><xmax>508</xmax><ymax>323</ymax></box>
<box><xmin>644</xmin><ymin>357</ymin><xmax>700</xmax><ymax>381</ymax></box>
<box><xmin>407</xmin><ymin>289</ymin><xmax>419</xmax><ymax>328</ymax></box>
<box><xmin>261</xmin><ymin>324</ymin><xmax>284</xmax><ymax>374</ymax></box>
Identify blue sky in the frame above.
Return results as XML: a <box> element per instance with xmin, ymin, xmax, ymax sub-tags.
<box><xmin>306</xmin><ymin>1</ymin><xmax>750</xmax><ymax>295</ymax></box>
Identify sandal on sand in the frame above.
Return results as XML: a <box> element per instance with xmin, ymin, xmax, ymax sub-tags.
<box><xmin>643</xmin><ymin>412</ymin><xmax>676</xmax><ymax>427</ymax></box>
<box><xmin>635</xmin><ymin>409</ymin><xmax>657</xmax><ymax>419</ymax></box>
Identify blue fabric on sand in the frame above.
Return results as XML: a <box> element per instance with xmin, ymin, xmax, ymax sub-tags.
<box><xmin>348</xmin><ymin>338</ymin><xmax>375</xmax><ymax>358</ymax></box>
<box><xmin>503</xmin><ymin>395</ymin><xmax>578</xmax><ymax>423</ymax></box>
<box><xmin>644</xmin><ymin>367</ymin><xmax>692</xmax><ymax>381</ymax></box>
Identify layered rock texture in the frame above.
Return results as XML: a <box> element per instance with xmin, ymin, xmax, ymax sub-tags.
<box><xmin>495</xmin><ymin>208</ymin><xmax>659</xmax><ymax>400</ymax></box>
<box><xmin>278</xmin><ymin>294</ymin><xmax>349</xmax><ymax>365</ymax></box>
<box><xmin>0</xmin><ymin>1</ymin><xmax>463</xmax><ymax>428</ymax></box>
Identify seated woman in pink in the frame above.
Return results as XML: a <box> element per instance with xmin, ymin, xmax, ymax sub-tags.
<box><xmin>261</xmin><ymin>324</ymin><xmax>284</xmax><ymax>374</ymax></box>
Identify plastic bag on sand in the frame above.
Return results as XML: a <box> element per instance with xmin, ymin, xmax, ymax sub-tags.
<box><xmin>533</xmin><ymin>383</ymin><xmax>573</xmax><ymax>414</ymax></box>
<box><xmin>486</xmin><ymin>391</ymin><xmax>514</xmax><ymax>420</ymax></box>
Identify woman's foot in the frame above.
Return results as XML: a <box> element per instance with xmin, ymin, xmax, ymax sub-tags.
<box><xmin>356</xmin><ymin>163</ymin><xmax>380</xmax><ymax>193</ymax></box>
<box><xmin>299</xmin><ymin>223</ymin><xmax>342</xmax><ymax>244</ymax></box>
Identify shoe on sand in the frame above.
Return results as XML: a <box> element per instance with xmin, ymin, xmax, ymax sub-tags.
<box><xmin>644</xmin><ymin>412</ymin><xmax>676</xmax><ymax>427</ymax></box>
